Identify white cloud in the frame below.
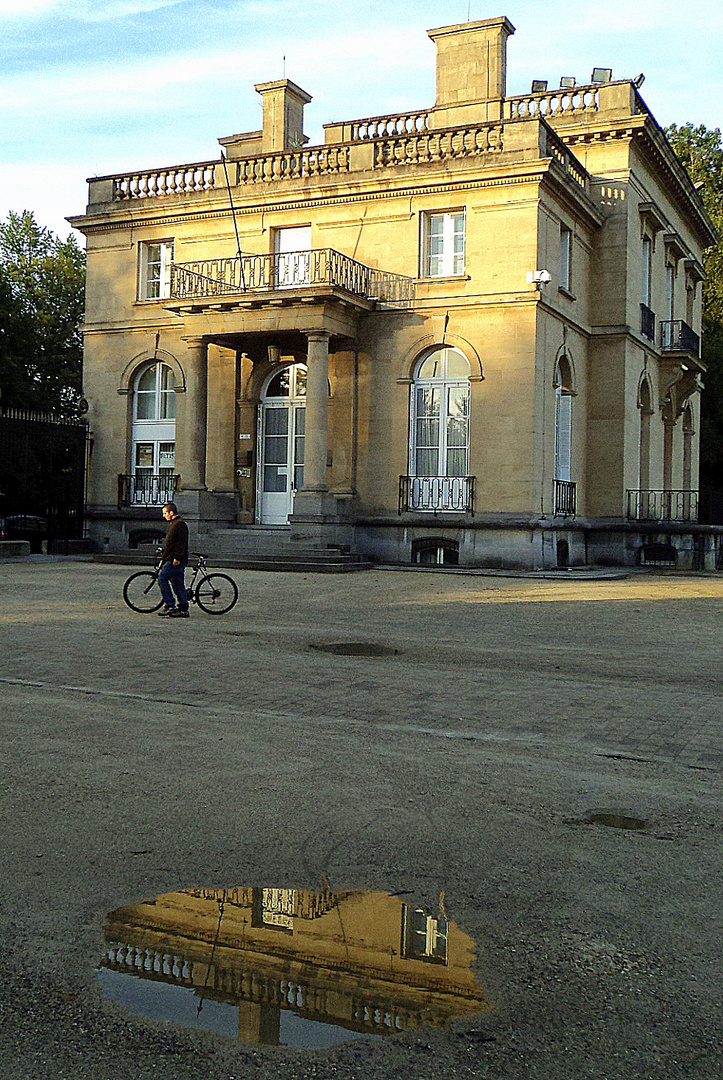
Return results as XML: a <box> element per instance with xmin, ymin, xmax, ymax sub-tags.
<box><xmin>0</xmin><ymin>0</ymin><xmax>183</xmax><ymax>18</ymax></box>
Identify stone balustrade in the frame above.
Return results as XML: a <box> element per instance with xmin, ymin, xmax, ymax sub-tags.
<box><xmin>541</xmin><ymin>126</ymin><xmax>588</xmax><ymax>188</ymax></box>
<box><xmin>374</xmin><ymin>124</ymin><xmax>504</xmax><ymax>167</ymax></box>
<box><xmin>504</xmin><ymin>86</ymin><xmax>600</xmax><ymax>121</ymax></box>
<box><xmin>234</xmin><ymin>145</ymin><xmax>350</xmax><ymax>184</ymax></box>
<box><xmin>113</xmin><ymin>161</ymin><xmax>217</xmax><ymax>200</ymax></box>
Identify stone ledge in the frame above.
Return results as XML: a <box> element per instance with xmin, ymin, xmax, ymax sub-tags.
<box><xmin>0</xmin><ymin>540</ymin><xmax>31</xmax><ymax>558</ymax></box>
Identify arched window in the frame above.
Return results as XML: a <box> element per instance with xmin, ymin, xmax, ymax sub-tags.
<box><xmin>131</xmin><ymin>362</ymin><xmax>177</xmax><ymax>504</ymax></box>
<box><xmin>638</xmin><ymin>376</ymin><xmax>653</xmax><ymax>494</ymax></box>
<box><xmin>554</xmin><ymin>355</ymin><xmax>574</xmax><ymax>483</ymax></box>
<box><xmin>408</xmin><ymin>346</ymin><xmax>471</xmax><ymax>512</ymax></box>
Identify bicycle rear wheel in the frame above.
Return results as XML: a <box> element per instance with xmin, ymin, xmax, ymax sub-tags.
<box><xmin>123</xmin><ymin>570</ymin><xmax>164</xmax><ymax>613</ymax></box>
<box><xmin>194</xmin><ymin>572</ymin><xmax>238</xmax><ymax>614</ymax></box>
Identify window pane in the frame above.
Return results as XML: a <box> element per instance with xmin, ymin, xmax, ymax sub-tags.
<box><xmin>135</xmin><ymin>391</ymin><xmax>155</xmax><ymax>419</ymax></box>
<box><xmin>135</xmin><ymin>444</ymin><xmax>154</xmax><ymax>469</ymax></box>
<box><xmin>137</xmin><ymin>367</ymin><xmax>156</xmax><ymax>392</ymax></box>
<box><xmin>267</xmin><ymin>370</ymin><xmax>290</xmax><ymax>397</ymax></box>
<box><xmin>294</xmin><ymin>366</ymin><xmax>307</xmax><ymax>397</ymax></box>
<box><xmin>445</xmin><ymin>349</ymin><xmax>470</xmax><ymax>378</ymax></box>
<box><xmin>263</xmin><ymin>466</ymin><xmax>288</xmax><ymax>492</ymax></box>
<box><xmin>265</xmin><ymin>408</ymin><xmax>289</xmax><ymax>437</ymax></box>
<box><xmin>416</xmin><ymin>417</ymin><xmax>440</xmax><ymax>448</ymax></box>
<box><xmin>415</xmin><ymin>448</ymin><xmax>438</xmax><ymax>476</ymax></box>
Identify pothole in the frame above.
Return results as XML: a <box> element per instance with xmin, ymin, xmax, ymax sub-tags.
<box><xmin>310</xmin><ymin>642</ymin><xmax>399</xmax><ymax>657</ymax></box>
<box><xmin>584</xmin><ymin>811</ymin><xmax>649</xmax><ymax>831</ymax></box>
<box><xmin>98</xmin><ymin>883</ymin><xmax>490</xmax><ymax>1049</ymax></box>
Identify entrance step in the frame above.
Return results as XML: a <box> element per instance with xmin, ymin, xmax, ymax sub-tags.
<box><xmin>191</xmin><ymin>526</ymin><xmax>373</xmax><ymax>573</ymax></box>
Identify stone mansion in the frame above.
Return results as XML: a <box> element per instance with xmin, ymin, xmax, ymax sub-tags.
<box><xmin>70</xmin><ymin>16</ymin><xmax>718</xmax><ymax>569</ymax></box>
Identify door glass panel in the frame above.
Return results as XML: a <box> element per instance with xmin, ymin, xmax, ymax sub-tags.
<box><xmin>135</xmin><ymin>443</ymin><xmax>154</xmax><ymax>470</ymax></box>
<box><xmin>293</xmin><ymin>406</ymin><xmax>305</xmax><ymax>491</ymax></box>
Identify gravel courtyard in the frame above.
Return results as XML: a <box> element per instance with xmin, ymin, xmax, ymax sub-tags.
<box><xmin>1</xmin><ymin>557</ymin><xmax>722</xmax><ymax>1080</ymax></box>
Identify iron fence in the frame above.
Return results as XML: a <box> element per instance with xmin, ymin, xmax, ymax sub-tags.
<box><xmin>399</xmin><ymin>476</ymin><xmax>475</xmax><ymax>514</ymax></box>
<box><xmin>118</xmin><ymin>473</ymin><xmax>179</xmax><ymax>509</ymax></box>
<box><xmin>660</xmin><ymin>319</ymin><xmax>700</xmax><ymax>356</ymax></box>
<box><xmin>626</xmin><ymin>489</ymin><xmax>698</xmax><ymax>522</ymax></box>
<box><xmin>554</xmin><ymin>479</ymin><xmax>577</xmax><ymax>516</ymax></box>
<box><xmin>640</xmin><ymin>303</ymin><xmax>655</xmax><ymax>341</ymax></box>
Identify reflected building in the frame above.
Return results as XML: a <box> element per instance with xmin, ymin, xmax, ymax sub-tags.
<box><xmin>100</xmin><ymin>884</ymin><xmax>490</xmax><ymax>1045</ymax></box>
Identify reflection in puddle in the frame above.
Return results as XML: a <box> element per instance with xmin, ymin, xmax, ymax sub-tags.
<box><xmin>98</xmin><ymin>884</ymin><xmax>490</xmax><ymax>1048</ymax></box>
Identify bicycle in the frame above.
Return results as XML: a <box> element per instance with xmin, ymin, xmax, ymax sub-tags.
<box><xmin>122</xmin><ymin>552</ymin><xmax>239</xmax><ymax>615</ymax></box>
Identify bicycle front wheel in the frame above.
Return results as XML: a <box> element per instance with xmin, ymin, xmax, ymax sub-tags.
<box><xmin>194</xmin><ymin>573</ymin><xmax>239</xmax><ymax>614</ymax></box>
<box><xmin>123</xmin><ymin>570</ymin><xmax>163</xmax><ymax>613</ymax></box>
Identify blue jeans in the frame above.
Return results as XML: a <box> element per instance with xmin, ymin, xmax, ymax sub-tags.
<box><xmin>158</xmin><ymin>560</ymin><xmax>188</xmax><ymax>611</ymax></box>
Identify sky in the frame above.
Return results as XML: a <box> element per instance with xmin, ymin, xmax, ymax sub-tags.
<box><xmin>1</xmin><ymin>0</ymin><xmax>721</xmax><ymax>241</ymax></box>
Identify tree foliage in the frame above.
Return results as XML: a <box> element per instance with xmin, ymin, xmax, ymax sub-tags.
<box><xmin>0</xmin><ymin>210</ymin><xmax>85</xmax><ymax>416</ymax></box>
<box><xmin>666</xmin><ymin>124</ymin><xmax>723</xmax><ymax>485</ymax></box>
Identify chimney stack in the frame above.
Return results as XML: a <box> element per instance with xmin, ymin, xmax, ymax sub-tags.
<box><xmin>428</xmin><ymin>17</ymin><xmax>515</xmax><ymax>125</ymax></box>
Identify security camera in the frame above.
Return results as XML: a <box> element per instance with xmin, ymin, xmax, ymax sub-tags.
<box><xmin>527</xmin><ymin>269</ymin><xmax>552</xmax><ymax>290</ymax></box>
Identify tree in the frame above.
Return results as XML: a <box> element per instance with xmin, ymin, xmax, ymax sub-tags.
<box><xmin>666</xmin><ymin>124</ymin><xmax>723</xmax><ymax>491</ymax></box>
<box><xmin>0</xmin><ymin>210</ymin><xmax>85</xmax><ymax>416</ymax></box>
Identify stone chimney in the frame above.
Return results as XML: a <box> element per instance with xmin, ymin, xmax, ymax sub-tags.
<box><xmin>428</xmin><ymin>17</ymin><xmax>515</xmax><ymax>125</ymax></box>
<box><xmin>255</xmin><ymin>79</ymin><xmax>312</xmax><ymax>152</ymax></box>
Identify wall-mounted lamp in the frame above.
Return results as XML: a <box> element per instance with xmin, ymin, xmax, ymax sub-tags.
<box><xmin>527</xmin><ymin>269</ymin><xmax>552</xmax><ymax>291</ymax></box>
<box><xmin>267</xmin><ymin>345</ymin><xmax>280</xmax><ymax>364</ymax></box>
<box><xmin>633</xmin><ymin>73</ymin><xmax>645</xmax><ymax>88</ymax></box>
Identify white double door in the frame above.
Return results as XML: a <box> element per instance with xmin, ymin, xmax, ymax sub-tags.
<box><xmin>258</xmin><ymin>364</ymin><xmax>307</xmax><ymax>524</ymax></box>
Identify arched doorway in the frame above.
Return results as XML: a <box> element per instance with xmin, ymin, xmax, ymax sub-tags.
<box><xmin>408</xmin><ymin>345</ymin><xmax>471</xmax><ymax>511</ymax></box>
<box><xmin>131</xmin><ymin>361</ymin><xmax>177</xmax><ymax>504</ymax></box>
<box><xmin>257</xmin><ymin>363</ymin><xmax>307</xmax><ymax>524</ymax></box>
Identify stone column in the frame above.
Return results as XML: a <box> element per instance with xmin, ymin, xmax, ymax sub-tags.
<box><xmin>178</xmin><ymin>336</ymin><xmax>207</xmax><ymax>491</ymax></box>
<box><xmin>301</xmin><ymin>331</ymin><xmax>331</xmax><ymax>495</ymax></box>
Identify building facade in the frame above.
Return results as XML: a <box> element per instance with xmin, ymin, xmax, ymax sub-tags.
<box><xmin>71</xmin><ymin>17</ymin><xmax>719</xmax><ymax>569</ymax></box>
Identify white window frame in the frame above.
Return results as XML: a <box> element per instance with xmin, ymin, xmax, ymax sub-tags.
<box><xmin>138</xmin><ymin>240</ymin><xmax>174</xmax><ymax>300</ymax></box>
<box><xmin>641</xmin><ymin>234</ymin><xmax>652</xmax><ymax>308</ymax></box>
<box><xmin>421</xmin><ymin>210</ymin><xmax>465</xmax><ymax>278</ymax></box>
<box><xmin>559</xmin><ymin>224</ymin><xmax>573</xmax><ymax>292</ymax></box>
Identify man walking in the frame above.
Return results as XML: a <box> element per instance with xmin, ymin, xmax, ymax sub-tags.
<box><xmin>157</xmin><ymin>502</ymin><xmax>190</xmax><ymax>618</ymax></box>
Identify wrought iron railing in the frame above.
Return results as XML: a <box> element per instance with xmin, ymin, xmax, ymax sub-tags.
<box><xmin>170</xmin><ymin>249</ymin><xmax>415</xmax><ymax>309</ymax></box>
<box><xmin>399</xmin><ymin>476</ymin><xmax>475</xmax><ymax>514</ymax></box>
<box><xmin>660</xmin><ymin>320</ymin><xmax>700</xmax><ymax>357</ymax></box>
<box><xmin>118</xmin><ymin>473</ymin><xmax>179</xmax><ymax>509</ymax></box>
<box><xmin>626</xmin><ymin>489</ymin><xmax>698</xmax><ymax>523</ymax></box>
<box><xmin>553</xmin><ymin>479</ymin><xmax>576</xmax><ymax>516</ymax></box>
<box><xmin>640</xmin><ymin>303</ymin><xmax>655</xmax><ymax>341</ymax></box>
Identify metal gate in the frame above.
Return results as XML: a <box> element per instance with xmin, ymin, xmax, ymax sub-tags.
<box><xmin>0</xmin><ymin>408</ymin><xmax>89</xmax><ymax>552</ymax></box>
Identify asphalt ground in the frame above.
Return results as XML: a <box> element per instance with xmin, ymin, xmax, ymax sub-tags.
<box><xmin>1</xmin><ymin>557</ymin><xmax>722</xmax><ymax>1080</ymax></box>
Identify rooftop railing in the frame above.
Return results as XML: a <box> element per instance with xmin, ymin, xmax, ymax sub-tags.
<box><xmin>170</xmin><ymin>249</ymin><xmax>416</xmax><ymax>309</ymax></box>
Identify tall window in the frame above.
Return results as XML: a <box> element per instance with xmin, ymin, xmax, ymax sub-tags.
<box><xmin>421</xmin><ymin>211</ymin><xmax>465</xmax><ymax>277</ymax></box>
<box><xmin>641</xmin><ymin>234</ymin><xmax>652</xmax><ymax>308</ymax></box>
<box><xmin>560</xmin><ymin>224</ymin><xmax>573</xmax><ymax>292</ymax></box>
<box><xmin>138</xmin><ymin>240</ymin><xmax>174</xmax><ymax>300</ymax></box>
<box><xmin>554</xmin><ymin>356</ymin><xmax>574</xmax><ymax>483</ymax></box>
<box><xmin>411</xmin><ymin>346</ymin><xmax>470</xmax><ymax>478</ymax></box>
<box><xmin>131</xmin><ymin>362</ymin><xmax>177</xmax><ymax>504</ymax></box>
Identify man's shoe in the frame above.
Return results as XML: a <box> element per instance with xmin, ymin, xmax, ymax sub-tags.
<box><xmin>157</xmin><ymin>605</ymin><xmax>176</xmax><ymax>617</ymax></box>
<box><xmin>168</xmin><ymin>608</ymin><xmax>189</xmax><ymax>618</ymax></box>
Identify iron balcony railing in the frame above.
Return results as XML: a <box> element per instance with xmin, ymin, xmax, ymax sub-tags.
<box><xmin>640</xmin><ymin>303</ymin><xmax>655</xmax><ymax>342</ymax></box>
<box><xmin>626</xmin><ymin>489</ymin><xmax>699</xmax><ymax>523</ymax></box>
<box><xmin>118</xmin><ymin>473</ymin><xmax>179</xmax><ymax>509</ymax></box>
<box><xmin>399</xmin><ymin>476</ymin><xmax>475</xmax><ymax>514</ymax></box>
<box><xmin>660</xmin><ymin>319</ymin><xmax>700</xmax><ymax>357</ymax></box>
<box><xmin>553</xmin><ymin>479</ymin><xmax>576</xmax><ymax>516</ymax></box>
<box><xmin>170</xmin><ymin>249</ymin><xmax>416</xmax><ymax>309</ymax></box>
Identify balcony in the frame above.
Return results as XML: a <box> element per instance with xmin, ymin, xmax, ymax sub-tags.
<box><xmin>553</xmin><ymin>479</ymin><xmax>576</xmax><ymax>516</ymax></box>
<box><xmin>118</xmin><ymin>473</ymin><xmax>179</xmax><ymax>509</ymax></box>
<box><xmin>168</xmin><ymin>249</ymin><xmax>415</xmax><ymax>310</ymax></box>
<box><xmin>399</xmin><ymin>476</ymin><xmax>475</xmax><ymax>514</ymax></box>
<box><xmin>626</xmin><ymin>489</ymin><xmax>698</xmax><ymax>523</ymax></box>
<box><xmin>640</xmin><ymin>303</ymin><xmax>655</xmax><ymax>342</ymax></box>
<box><xmin>660</xmin><ymin>320</ymin><xmax>700</xmax><ymax>358</ymax></box>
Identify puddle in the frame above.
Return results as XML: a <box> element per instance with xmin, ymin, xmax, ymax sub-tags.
<box><xmin>586</xmin><ymin>812</ymin><xmax>649</xmax><ymax>831</ymax></box>
<box><xmin>311</xmin><ymin>643</ymin><xmax>399</xmax><ymax>657</ymax></box>
<box><xmin>98</xmin><ymin>884</ymin><xmax>490</xmax><ymax>1048</ymax></box>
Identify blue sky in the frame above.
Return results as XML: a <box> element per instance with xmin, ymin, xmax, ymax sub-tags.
<box><xmin>1</xmin><ymin>0</ymin><xmax>721</xmax><ymax>239</ymax></box>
